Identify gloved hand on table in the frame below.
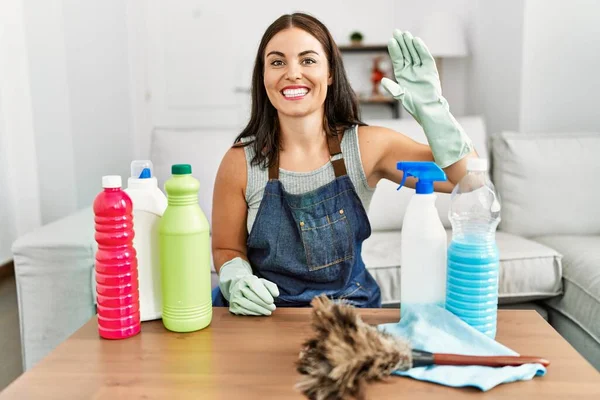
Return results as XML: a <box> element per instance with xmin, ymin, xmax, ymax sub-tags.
<box><xmin>381</xmin><ymin>30</ymin><xmax>473</xmax><ymax>168</ymax></box>
<box><xmin>218</xmin><ymin>257</ymin><xmax>279</xmax><ymax>316</ymax></box>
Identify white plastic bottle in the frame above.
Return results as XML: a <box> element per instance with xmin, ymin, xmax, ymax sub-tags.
<box><xmin>397</xmin><ymin>162</ymin><xmax>448</xmax><ymax>315</ymax></box>
<box><xmin>125</xmin><ymin>160</ymin><xmax>168</xmax><ymax>321</ymax></box>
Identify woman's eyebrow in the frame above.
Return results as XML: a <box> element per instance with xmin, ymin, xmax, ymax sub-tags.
<box><xmin>299</xmin><ymin>50</ymin><xmax>319</xmax><ymax>56</ymax></box>
<box><xmin>266</xmin><ymin>51</ymin><xmax>285</xmax><ymax>58</ymax></box>
<box><xmin>266</xmin><ymin>50</ymin><xmax>320</xmax><ymax>58</ymax></box>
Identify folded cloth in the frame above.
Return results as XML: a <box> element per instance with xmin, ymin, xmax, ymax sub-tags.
<box><xmin>378</xmin><ymin>304</ymin><xmax>546</xmax><ymax>391</ymax></box>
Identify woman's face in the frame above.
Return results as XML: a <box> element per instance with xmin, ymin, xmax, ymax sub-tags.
<box><xmin>263</xmin><ymin>27</ymin><xmax>332</xmax><ymax>118</ymax></box>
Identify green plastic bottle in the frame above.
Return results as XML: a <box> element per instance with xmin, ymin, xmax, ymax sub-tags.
<box><xmin>159</xmin><ymin>164</ymin><xmax>212</xmax><ymax>332</ymax></box>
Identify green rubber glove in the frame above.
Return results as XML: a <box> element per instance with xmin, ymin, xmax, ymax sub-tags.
<box><xmin>218</xmin><ymin>257</ymin><xmax>279</xmax><ymax>316</ymax></box>
<box><xmin>381</xmin><ymin>30</ymin><xmax>473</xmax><ymax>168</ymax></box>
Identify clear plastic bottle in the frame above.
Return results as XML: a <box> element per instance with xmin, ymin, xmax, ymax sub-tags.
<box><xmin>446</xmin><ymin>158</ymin><xmax>501</xmax><ymax>338</ymax></box>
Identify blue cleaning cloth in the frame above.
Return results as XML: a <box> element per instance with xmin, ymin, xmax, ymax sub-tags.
<box><xmin>378</xmin><ymin>305</ymin><xmax>546</xmax><ymax>391</ymax></box>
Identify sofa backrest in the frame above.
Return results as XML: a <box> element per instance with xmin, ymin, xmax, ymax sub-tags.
<box><xmin>151</xmin><ymin>127</ymin><xmax>239</xmax><ymax>226</ymax></box>
<box><xmin>363</xmin><ymin>116</ymin><xmax>488</xmax><ymax>230</ymax></box>
<box><xmin>150</xmin><ymin>115</ymin><xmax>488</xmax><ymax>231</ymax></box>
<box><xmin>491</xmin><ymin>131</ymin><xmax>600</xmax><ymax>237</ymax></box>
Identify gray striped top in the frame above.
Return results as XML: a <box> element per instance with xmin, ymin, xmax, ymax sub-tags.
<box><xmin>242</xmin><ymin>125</ymin><xmax>376</xmax><ymax>234</ymax></box>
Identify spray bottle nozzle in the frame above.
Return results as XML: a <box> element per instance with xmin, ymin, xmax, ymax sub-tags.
<box><xmin>396</xmin><ymin>161</ymin><xmax>447</xmax><ymax>194</ymax></box>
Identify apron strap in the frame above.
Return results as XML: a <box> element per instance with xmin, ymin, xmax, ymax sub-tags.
<box><xmin>327</xmin><ymin>132</ymin><xmax>348</xmax><ymax>178</ymax></box>
<box><xmin>268</xmin><ymin>153</ymin><xmax>279</xmax><ymax>180</ymax></box>
<box><xmin>268</xmin><ymin>132</ymin><xmax>348</xmax><ymax>180</ymax></box>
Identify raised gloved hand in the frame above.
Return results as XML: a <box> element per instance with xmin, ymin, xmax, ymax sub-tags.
<box><xmin>218</xmin><ymin>257</ymin><xmax>279</xmax><ymax>316</ymax></box>
<box><xmin>381</xmin><ymin>30</ymin><xmax>473</xmax><ymax>168</ymax></box>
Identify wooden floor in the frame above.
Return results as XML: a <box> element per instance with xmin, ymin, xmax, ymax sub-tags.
<box><xmin>0</xmin><ymin>266</ymin><xmax>23</xmax><ymax>392</ymax></box>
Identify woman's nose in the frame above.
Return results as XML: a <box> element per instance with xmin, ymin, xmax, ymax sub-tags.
<box><xmin>285</xmin><ymin>64</ymin><xmax>302</xmax><ymax>80</ymax></box>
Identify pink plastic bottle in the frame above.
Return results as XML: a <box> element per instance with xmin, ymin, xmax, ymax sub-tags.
<box><xmin>94</xmin><ymin>175</ymin><xmax>141</xmax><ymax>339</ymax></box>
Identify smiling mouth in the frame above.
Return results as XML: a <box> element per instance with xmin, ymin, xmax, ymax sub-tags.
<box><xmin>281</xmin><ymin>88</ymin><xmax>310</xmax><ymax>100</ymax></box>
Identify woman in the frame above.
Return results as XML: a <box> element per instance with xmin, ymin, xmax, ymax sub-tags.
<box><xmin>211</xmin><ymin>13</ymin><xmax>477</xmax><ymax>315</ymax></box>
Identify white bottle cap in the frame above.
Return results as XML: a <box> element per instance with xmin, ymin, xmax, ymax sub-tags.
<box><xmin>102</xmin><ymin>175</ymin><xmax>122</xmax><ymax>188</ymax></box>
<box><xmin>467</xmin><ymin>158</ymin><xmax>488</xmax><ymax>172</ymax></box>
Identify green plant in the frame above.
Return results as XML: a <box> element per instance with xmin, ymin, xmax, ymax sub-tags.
<box><xmin>350</xmin><ymin>31</ymin><xmax>363</xmax><ymax>42</ymax></box>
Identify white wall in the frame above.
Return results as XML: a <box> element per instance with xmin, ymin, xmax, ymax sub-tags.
<box><xmin>21</xmin><ymin>0</ymin><xmax>134</xmax><ymax>224</ymax></box>
<box><xmin>520</xmin><ymin>0</ymin><xmax>600</xmax><ymax>133</ymax></box>
<box><xmin>0</xmin><ymin>0</ymin><xmax>43</xmax><ymax>263</ymax></box>
<box><xmin>23</xmin><ymin>0</ymin><xmax>78</xmax><ymax>224</ymax></box>
<box><xmin>467</xmin><ymin>0</ymin><xmax>525</xmax><ymax>137</ymax></box>
<box><xmin>0</xmin><ymin>97</ymin><xmax>18</xmax><ymax>264</ymax></box>
<box><xmin>62</xmin><ymin>0</ymin><xmax>134</xmax><ymax>209</ymax></box>
<box><xmin>467</xmin><ymin>0</ymin><xmax>600</xmax><ymax>136</ymax></box>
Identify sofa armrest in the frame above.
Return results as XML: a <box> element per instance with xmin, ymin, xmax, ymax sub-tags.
<box><xmin>11</xmin><ymin>207</ymin><xmax>96</xmax><ymax>371</ymax></box>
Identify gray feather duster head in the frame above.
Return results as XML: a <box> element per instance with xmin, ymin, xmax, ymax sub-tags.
<box><xmin>296</xmin><ymin>295</ymin><xmax>412</xmax><ymax>400</ymax></box>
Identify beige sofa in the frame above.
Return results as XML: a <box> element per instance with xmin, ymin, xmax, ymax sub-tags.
<box><xmin>12</xmin><ymin>116</ymin><xmax>600</xmax><ymax>372</ymax></box>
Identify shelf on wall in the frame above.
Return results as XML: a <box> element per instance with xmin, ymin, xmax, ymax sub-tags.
<box><xmin>338</xmin><ymin>44</ymin><xmax>388</xmax><ymax>53</ymax></box>
<box><xmin>358</xmin><ymin>95</ymin><xmax>400</xmax><ymax>118</ymax></box>
<box><xmin>338</xmin><ymin>43</ymin><xmax>400</xmax><ymax>118</ymax></box>
<box><xmin>358</xmin><ymin>94</ymin><xmax>394</xmax><ymax>104</ymax></box>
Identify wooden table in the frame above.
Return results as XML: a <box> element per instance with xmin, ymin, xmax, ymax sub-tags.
<box><xmin>1</xmin><ymin>308</ymin><xmax>599</xmax><ymax>399</ymax></box>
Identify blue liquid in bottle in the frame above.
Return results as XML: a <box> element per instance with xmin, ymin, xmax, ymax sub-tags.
<box><xmin>446</xmin><ymin>159</ymin><xmax>501</xmax><ymax>338</ymax></box>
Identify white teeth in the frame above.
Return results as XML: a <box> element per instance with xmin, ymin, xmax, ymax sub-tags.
<box><xmin>282</xmin><ymin>88</ymin><xmax>309</xmax><ymax>98</ymax></box>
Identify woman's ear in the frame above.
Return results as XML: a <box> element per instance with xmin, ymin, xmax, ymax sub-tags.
<box><xmin>328</xmin><ymin>72</ymin><xmax>333</xmax><ymax>86</ymax></box>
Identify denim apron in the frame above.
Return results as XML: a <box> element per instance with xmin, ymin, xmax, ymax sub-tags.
<box><xmin>213</xmin><ymin>132</ymin><xmax>381</xmax><ymax>308</ymax></box>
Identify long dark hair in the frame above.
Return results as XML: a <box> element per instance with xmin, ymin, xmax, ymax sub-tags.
<box><xmin>234</xmin><ymin>12</ymin><xmax>365</xmax><ymax>168</ymax></box>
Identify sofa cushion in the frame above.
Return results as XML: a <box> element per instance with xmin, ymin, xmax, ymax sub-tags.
<box><xmin>364</xmin><ymin>116</ymin><xmax>488</xmax><ymax>231</ymax></box>
<box><xmin>534</xmin><ymin>235</ymin><xmax>600</xmax><ymax>346</ymax></box>
<box><xmin>362</xmin><ymin>230</ymin><xmax>562</xmax><ymax>305</ymax></box>
<box><xmin>491</xmin><ymin>131</ymin><xmax>600</xmax><ymax>237</ymax></box>
<box><xmin>11</xmin><ymin>207</ymin><xmax>96</xmax><ymax>370</ymax></box>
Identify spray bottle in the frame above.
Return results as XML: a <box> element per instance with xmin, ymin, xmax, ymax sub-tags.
<box><xmin>396</xmin><ymin>161</ymin><xmax>448</xmax><ymax>316</ymax></box>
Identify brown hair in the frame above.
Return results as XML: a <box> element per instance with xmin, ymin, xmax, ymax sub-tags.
<box><xmin>234</xmin><ymin>12</ymin><xmax>365</xmax><ymax>168</ymax></box>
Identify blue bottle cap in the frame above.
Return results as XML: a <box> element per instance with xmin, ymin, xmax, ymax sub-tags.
<box><xmin>130</xmin><ymin>160</ymin><xmax>154</xmax><ymax>179</ymax></box>
<box><xmin>138</xmin><ymin>168</ymin><xmax>151</xmax><ymax>179</ymax></box>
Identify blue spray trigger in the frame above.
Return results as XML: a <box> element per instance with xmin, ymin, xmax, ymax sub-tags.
<box><xmin>138</xmin><ymin>168</ymin><xmax>152</xmax><ymax>179</ymax></box>
<box><xmin>397</xmin><ymin>172</ymin><xmax>413</xmax><ymax>191</ymax></box>
<box><xmin>396</xmin><ymin>161</ymin><xmax>447</xmax><ymax>194</ymax></box>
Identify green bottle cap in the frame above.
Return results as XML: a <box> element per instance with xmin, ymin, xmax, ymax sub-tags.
<box><xmin>171</xmin><ymin>164</ymin><xmax>192</xmax><ymax>175</ymax></box>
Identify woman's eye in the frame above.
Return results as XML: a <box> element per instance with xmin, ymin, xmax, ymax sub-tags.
<box><xmin>302</xmin><ymin>58</ymin><xmax>316</xmax><ymax>65</ymax></box>
<box><xmin>271</xmin><ymin>60</ymin><xmax>284</xmax><ymax>66</ymax></box>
